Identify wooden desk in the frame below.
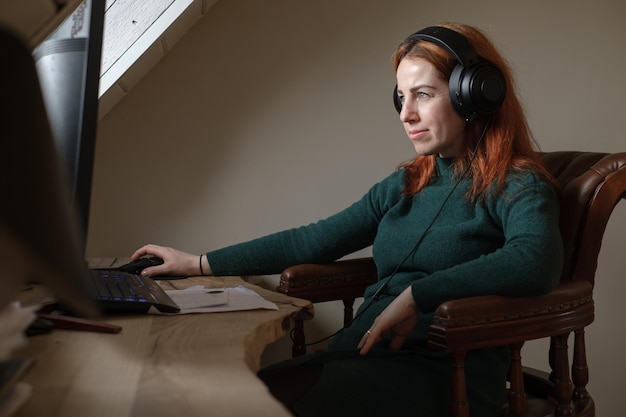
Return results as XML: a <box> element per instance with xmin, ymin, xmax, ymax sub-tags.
<box><xmin>13</xmin><ymin>276</ymin><xmax>313</xmax><ymax>417</ymax></box>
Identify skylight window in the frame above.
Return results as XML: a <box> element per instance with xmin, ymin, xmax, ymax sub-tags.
<box><xmin>100</xmin><ymin>0</ymin><xmax>186</xmax><ymax>96</ymax></box>
<box><xmin>98</xmin><ymin>0</ymin><xmax>219</xmax><ymax>117</ymax></box>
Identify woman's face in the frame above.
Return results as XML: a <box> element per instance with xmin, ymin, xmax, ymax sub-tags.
<box><xmin>396</xmin><ymin>57</ymin><xmax>467</xmax><ymax>157</ymax></box>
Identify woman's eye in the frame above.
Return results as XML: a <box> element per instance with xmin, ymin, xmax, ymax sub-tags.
<box><xmin>417</xmin><ymin>91</ymin><xmax>431</xmax><ymax>100</ymax></box>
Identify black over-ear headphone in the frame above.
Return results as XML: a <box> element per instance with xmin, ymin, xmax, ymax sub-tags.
<box><xmin>393</xmin><ymin>26</ymin><xmax>506</xmax><ymax>122</ymax></box>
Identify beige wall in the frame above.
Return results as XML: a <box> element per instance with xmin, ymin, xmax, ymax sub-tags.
<box><xmin>92</xmin><ymin>0</ymin><xmax>626</xmax><ymax>413</ymax></box>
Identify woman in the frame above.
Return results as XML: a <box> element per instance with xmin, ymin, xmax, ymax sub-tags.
<box><xmin>132</xmin><ymin>22</ymin><xmax>563</xmax><ymax>416</ymax></box>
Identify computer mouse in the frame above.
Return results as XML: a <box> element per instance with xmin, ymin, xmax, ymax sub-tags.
<box><xmin>116</xmin><ymin>256</ymin><xmax>164</xmax><ymax>274</ymax></box>
<box><xmin>116</xmin><ymin>256</ymin><xmax>186</xmax><ymax>280</ymax></box>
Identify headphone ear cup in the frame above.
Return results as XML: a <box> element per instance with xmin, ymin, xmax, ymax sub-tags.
<box><xmin>449</xmin><ymin>61</ymin><xmax>506</xmax><ymax>121</ymax></box>
<box><xmin>448</xmin><ymin>64</ymin><xmax>469</xmax><ymax>119</ymax></box>
<box><xmin>393</xmin><ymin>85</ymin><xmax>402</xmax><ymax>114</ymax></box>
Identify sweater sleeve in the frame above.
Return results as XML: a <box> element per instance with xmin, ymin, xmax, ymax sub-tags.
<box><xmin>410</xmin><ymin>172</ymin><xmax>563</xmax><ymax>313</ymax></box>
<box><xmin>206</xmin><ymin>170</ymin><xmax>405</xmax><ymax>276</ymax></box>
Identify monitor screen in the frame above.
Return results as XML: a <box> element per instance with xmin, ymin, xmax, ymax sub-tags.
<box><xmin>0</xmin><ymin>24</ymin><xmax>98</xmax><ymax>317</ymax></box>
<box><xmin>32</xmin><ymin>0</ymin><xmax>105</xmax><ymax>254</ymax></box>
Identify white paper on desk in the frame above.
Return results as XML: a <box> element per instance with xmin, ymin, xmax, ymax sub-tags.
<box><xmin>167</xmin><ymin>286</ymin><xmax>230</xmax><ymax>309</ymax></box>
<box><xmin>151</xmin><ymin>285</ymin><xmax>278</xmax><ymax>315</ymax></box>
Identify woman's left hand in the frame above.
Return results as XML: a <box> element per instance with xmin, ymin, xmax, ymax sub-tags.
<box><xmin>357</xmin><ymin>287</ymin><xmax>419</xmax><ymax>355</ymax></box>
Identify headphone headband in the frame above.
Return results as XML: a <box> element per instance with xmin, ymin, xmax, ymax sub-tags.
<box><xmin>406</xmin><ymin>26</ymin><xmax>478</xmax><ymax>67</ymax></box>
<box><xmin>393</xmin><ymin>26</ymin><xmax>506</xmax><ymax>122</ymax></box>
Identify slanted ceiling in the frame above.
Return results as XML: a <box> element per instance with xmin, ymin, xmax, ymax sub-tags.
<box><xmin>0</xmin><ymin>0</ymin><xmax>220</xmax><ymax>119</ymax></box>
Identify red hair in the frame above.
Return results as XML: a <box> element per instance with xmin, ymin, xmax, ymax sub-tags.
<box><xmin>394</xmin><ymin>22</ymin><xmax>556</xmax><ymax>201</ymax></box>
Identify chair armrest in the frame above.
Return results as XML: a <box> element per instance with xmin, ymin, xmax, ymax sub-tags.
<box><xmin>428</xmin><ymin>280</ymin><xmax>594</xmax><ymax>352</ymax></box>
<box><xmin>277</xmin><ymin>258</ymin><xmax>377</xmax><ymax>303</ymax></box>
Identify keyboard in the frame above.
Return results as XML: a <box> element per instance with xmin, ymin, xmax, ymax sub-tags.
<box><xmin>89</xmin><ymin>269</ymin><xmax>180</xmax><ymax>314</ymax></box>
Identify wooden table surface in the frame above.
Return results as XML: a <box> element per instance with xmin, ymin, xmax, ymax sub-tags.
<box><xmin>12</xmin><ymin>273</ymin><xmax>313</xmax><ymax>417</ymax></box>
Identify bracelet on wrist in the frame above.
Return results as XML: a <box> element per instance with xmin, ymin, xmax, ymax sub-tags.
<box><xmin>199</xmin><ymin>254</ymin><xmax>206</xmax><ymax>276</ymax></box>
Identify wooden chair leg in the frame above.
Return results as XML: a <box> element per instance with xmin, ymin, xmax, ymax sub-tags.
<box><xmin>572</xmin><ymin>328</ymin><xmax>590</xmax><ymax>403</ymax></box>
<box><xmin>341</xmin><ymin>297</ymin><xmax>356</xmax><ymax>327</ymax></box>
<box><xmin>292</xmin><ymin>298</ymin><xmax>356</xmax><ymax>357</ymax></box>
<box><xmin>551</xmin><ymin>333</ymin><xmax>574</xmax><ymax>417</ymax></box>
<box><xmin>291</xmin><ymin>319</ymin><xmax>306</xmax><ymax>357</ymax></box>
<box><xmin>508</xmin><ymin>342</ymin><xmax>527</xmax><ymax>417</ymax></box>
<box><xmin>449</xmin><ymin>351</ymin><xmax>469</xmax><ymax>417</ymax></box>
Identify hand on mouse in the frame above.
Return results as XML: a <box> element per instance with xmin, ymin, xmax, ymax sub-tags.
<box><xmin>131</xmin><ymin>244</ymin><xmax>211</xmax><ymax>277</ymax></box>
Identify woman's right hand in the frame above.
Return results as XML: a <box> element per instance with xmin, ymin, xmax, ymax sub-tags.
<box><xmin>131</xmin><ymin>244</ymin><xmax>211</xmax><ymax>278</ymax></box>
<box><xmin>357</xmin><ymin>287</ymin><xmax>419</xmax><ymax>355</ymax></box>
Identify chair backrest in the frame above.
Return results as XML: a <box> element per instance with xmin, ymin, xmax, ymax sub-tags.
<box><xmin>541</xmin><ymin>151</ymin><xmax>626</xmax><ymax>287</ymax></box>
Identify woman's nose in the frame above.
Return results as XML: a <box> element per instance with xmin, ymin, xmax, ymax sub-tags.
<box><xmin>400</xmin><ymin>101</ymin><xmax>417</xmax><ymax>123</ymax></box>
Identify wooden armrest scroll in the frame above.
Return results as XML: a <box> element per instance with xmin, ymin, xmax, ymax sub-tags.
<box><xmin>428</xmin><ymin>280</ymin><xmax>594</xmax><ymax>352</ymax></box>
<box><xmin>277</xmin><ymin>258</ymin><xmax>377</xmax><ymax>303</ymax></box>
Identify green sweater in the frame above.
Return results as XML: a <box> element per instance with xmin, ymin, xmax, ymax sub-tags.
<box><xmin>206</xmin><ymin>157</ymin><xmax>563</xmax><ymax>416</ymax></box>
<box><xmin>207</xmin><ymin>157</ymin><xmax>562</xmax><ymax>330</ymax></box>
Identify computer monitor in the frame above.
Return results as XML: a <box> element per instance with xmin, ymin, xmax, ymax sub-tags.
<box><xmin>0</xmin><ymin>9</ymin><xmax>101</xmax><ymax>317</ymax></box>
<box><xmin>32</xmin><ymin>0</ymin><xmax>105</xmax><ymax>254</ymax></box>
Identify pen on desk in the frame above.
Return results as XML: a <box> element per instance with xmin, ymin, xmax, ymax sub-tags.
<box><xmin>37</xmin><ymin>313</ymin><xmax>123</xmax><ymax>333</ymax></box>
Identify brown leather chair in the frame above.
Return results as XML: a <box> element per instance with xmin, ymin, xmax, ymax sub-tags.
<box><xmin>276</xmin><ymin>151</ymin><xmax>626</xmax><ymax>417</ymax></box>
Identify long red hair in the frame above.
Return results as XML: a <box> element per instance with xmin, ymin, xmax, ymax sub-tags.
<box><xmin>394</xmin><ymin>22</ymin><xmax>555</xmax><ymax>201</ymax></box>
